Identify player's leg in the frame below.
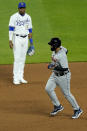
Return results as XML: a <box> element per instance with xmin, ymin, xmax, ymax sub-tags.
<box><xmin>57</xmin><ymin>72</ymin><xmax>83</xmax><ymax>118</ymax></box>
<box><xmin>13</xmin><ymin>36</ymin><xmax>22</xmax><ymax>84</ymax></box>
<box><xmin>19</xmin><ymin>36</ymin><xmax>28</xmax><ymax>83</ymax></box>
<box><xmin>58</xmin><ymin>72</ymin><xmax>79</xmax><ymax>109</ymax></box>
<box><xmin>45</xmin><ymin>73</ymin><xmax>64</xmax><ymax>115</ymax></box>
<box><xmin>45</xmin><ymin>73</ymin><xmax>60</xmax><ymax>106</ymax></box>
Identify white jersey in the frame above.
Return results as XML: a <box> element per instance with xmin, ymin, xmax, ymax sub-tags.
<box><xmin>52</xmin><ymin>47</ymin><xmax>69</xmax><ymax>69</ymax></box>
<box><xmin>9</xmin><ymin>12</ymin><xmax>32</xmax><ymax>36</ymax></box>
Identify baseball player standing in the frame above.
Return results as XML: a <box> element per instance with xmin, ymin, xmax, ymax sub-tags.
<box><xmin>9</xmin><ymin>2</ymin><xmax>35</xmax><ymax>85</ymax></box>
<box><xmin>45</xmin><ymin>38</ymin><xmax>83</xmax><ymax>119</ymax></box>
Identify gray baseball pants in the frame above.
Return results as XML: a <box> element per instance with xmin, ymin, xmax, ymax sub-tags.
<box><xmin>45</xmin><ymin>72</ymin><xmax>79</xmax><ymax>110</ymax></box>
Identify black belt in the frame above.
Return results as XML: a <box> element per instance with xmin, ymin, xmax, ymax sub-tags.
<box><xmin>16</xmin><ymin>34</ymin><xmax>27</xmax><ymax>38</ymax></box>
<box><xmin>54</xmin><ymin>70</ymin><xmax>69</xmax><ymax>77</ymax></box>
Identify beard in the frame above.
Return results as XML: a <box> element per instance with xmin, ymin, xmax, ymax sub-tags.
<box><xmin>51</xmin><ymin>47</ymin><xmax>55</xmax><ymax>51</ymax></box>
<box><xmin>20</xmin><ymin>12</ymin><xmax>25</xmax><ymax>15</ymax></box>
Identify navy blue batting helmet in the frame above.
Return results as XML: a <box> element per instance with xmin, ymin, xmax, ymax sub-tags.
<box><xmin>48</xmin><ymin>38</ymin><xmax>61</xmax><ymax>51</ymax></box>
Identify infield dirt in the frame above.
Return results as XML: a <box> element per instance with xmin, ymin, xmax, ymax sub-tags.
<box><xmin>0</xmin><ymin>63</ymin><xmax>87</xmax><ymax>131</ymax></box>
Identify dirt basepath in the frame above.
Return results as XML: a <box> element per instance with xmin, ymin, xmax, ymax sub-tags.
<box><xmin>0</xmin><ymin>63</ymin><xmax>87</xmax><ymax>131</ymax></box>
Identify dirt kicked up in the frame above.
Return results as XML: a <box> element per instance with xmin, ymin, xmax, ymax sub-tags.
<box><xmin>0</xmin><ymin>63</ymin><xmax>87</xmax><ymax>131</ymax></box>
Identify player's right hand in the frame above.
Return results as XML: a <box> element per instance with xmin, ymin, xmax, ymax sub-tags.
<box><xmin>47</xmin><ymin>63</ymin><xmax>55</xmax><ymax>69</ymax></box>
<box><xmin>9</xmin><ymin>41</ymin><xmax>13</xmax><ymax>49</ymax></box>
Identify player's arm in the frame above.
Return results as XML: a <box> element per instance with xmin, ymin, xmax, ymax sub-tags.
<box><xmin>9</xmin><ymin>16</ymin><xmax>15</xmax><ymax>49</ymax></box>
<box><xmin>9</xmin><ymin>26</ymin><xmax>15</xmax><ymax>49</ymax></box>
<box><xmin>47</xmin><ymin>52</ymin><xmax>56</xmax><ymax>70</ymax></box>
<box><xmin>60</xmin><ymin>46</ymin><xmax>68</xmax><ymax>54</ymax></box>
<box><xmin>27</xmin><ymin>28</ymin><xmax>35</xmax><ymax>56</ymax></box>
<box><xmin>28</xmin><ymin>28</ymin><xmax>33</xmax><ymax>46</ymax></box>
<box><xmin>27</xmin><ymin>20</ymin><xmax>35</xmax><ymax>56</ymax></box>
<box><xmin>27</xmin><ymin>15</ymin><xmax>35</xmax><ymax>56</ymax></box>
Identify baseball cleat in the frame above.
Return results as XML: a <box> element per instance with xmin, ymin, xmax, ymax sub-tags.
<box><xmin>72</xmin><ymin>108</ymin><xmax>83</xmax><ymax>119</ymax></box>
<box><xmin>50</xmin><ymin>104</ymin><xmax>64</xmax><ymax>116</ymax></box>
<box><xmin>13</xmin><ymin>80</ymin><xmax>21</xmax><ymax>85</ymax></box>
<box><xmin>20</xmin><ymin>78</ymin><xmax>28</xmax><ymax>84</ymax></box>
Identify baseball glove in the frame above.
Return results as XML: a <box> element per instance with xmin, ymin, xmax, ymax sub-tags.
<box><xmin>27</xmin><ymin>45</ymin><xmax>35</xmax><ymax>56</ymax></box>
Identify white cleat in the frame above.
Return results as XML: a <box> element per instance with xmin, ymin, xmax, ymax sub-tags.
<box><xmin>13</xmin><ymin>80</ymin><xmax>21</xmax><ymax>85</ymax></box>
<box><xmin>20</xmin><ymin>78</ymin><xmax>28</xmax><ymax>84</ymax></box>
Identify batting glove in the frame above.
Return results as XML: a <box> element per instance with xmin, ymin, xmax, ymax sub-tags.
<box><xmin>27</xmin><ymin>45</ymin><xmax>35</xmax><ymax>56</ymax></box>
<box><xmin>47</xmin><ymin>63</ymin><xmax>55</xmax><ymax>69</ymax></box>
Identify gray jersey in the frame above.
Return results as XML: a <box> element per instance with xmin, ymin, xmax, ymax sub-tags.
<box><xmin>51</xmin><ymin>48</ymin><xmax>69</xmax><ymax>74</ymax></box>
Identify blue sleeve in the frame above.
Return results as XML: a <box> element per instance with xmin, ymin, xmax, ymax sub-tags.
<box><xmin>9</xmin><ymin>26</ymin><xmax>15</xmax><ymax>31</ymax></box>
<box><xmin>28</xmin><ymin>28</ymin><xmax>32</xmax><ymax>33</ymax></box>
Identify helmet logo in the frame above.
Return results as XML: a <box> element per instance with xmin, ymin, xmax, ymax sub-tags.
<box><xmin>21</xmin><ymin>3</ymin><xmax>23</xmax><ymax>5</ymax></box>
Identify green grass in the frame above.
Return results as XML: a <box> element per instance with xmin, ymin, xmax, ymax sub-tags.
<box><xmin>0</xmin><ymin>0</ymin><xmax>87</xmax><ymax>64</ymax></box>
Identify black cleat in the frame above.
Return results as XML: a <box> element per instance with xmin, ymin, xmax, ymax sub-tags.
<box><xmin>72</xmin><ymin>108</ymin><xmax>83</xmax><ymax>119</ymax></box>
<box><xmin>50</xmin><ymin>104</ymin><xmax>64</xmax><ymax>116</ymax></box>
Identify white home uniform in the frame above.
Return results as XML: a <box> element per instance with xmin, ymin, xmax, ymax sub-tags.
<box><xmin>9</xmin><ymin>12</ymin><xmax>32</xmax><ymax>83</ymax></box>
<box><xmin>45</xmin><ymin>47</ymin><xmax>80</xmax><ymax>110</ymax></box>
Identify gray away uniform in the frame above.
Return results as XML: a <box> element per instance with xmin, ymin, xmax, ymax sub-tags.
<box><xmin>45</xmin><ymin>47</ymin><xmax>80</xmax><ymax>110</ymax></box>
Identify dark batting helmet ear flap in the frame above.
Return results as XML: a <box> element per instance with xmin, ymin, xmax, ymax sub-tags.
<box><xmin>48</xmin><ymin>38</ymin><xmax>61</xmax><ymax>51</ymax></box>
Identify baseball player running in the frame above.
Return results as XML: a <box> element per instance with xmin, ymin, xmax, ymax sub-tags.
<box><xmin>9</xmin><ymin>2</ymin><xmax>35</xmax><ymax>85</ymax></box>
<box><xmin>45</xmin><ymin>38</ymin><xmax>83</xmax><ymax>119</ymax></box>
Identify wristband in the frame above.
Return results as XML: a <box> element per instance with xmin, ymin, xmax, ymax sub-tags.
<box><xmin>29</xmin><ymin>38</ymin><xmax>33</xmax><ymax>44</ymax></box>
<box><xmin>29</xmin><ymin>28</ymin><xmax>32</xmax><ymax>33</ymax></box>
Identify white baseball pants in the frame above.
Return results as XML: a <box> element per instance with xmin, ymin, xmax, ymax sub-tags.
<box><xmin>13</xmin><ymin>35</ymin><xmax>28</xmax><ymax>81</ymax></box>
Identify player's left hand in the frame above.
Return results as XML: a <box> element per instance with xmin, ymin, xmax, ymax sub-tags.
<box><xmin>27</xmin><ymin>45</ymin><xmax>35</xmax><ymax>56</ymax></box>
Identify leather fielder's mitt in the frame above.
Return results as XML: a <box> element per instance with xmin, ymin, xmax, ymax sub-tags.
<box><xmin>27</xmin><ymin>45</ymin><xmax>35</xmax><ymax>56</ymax></box>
